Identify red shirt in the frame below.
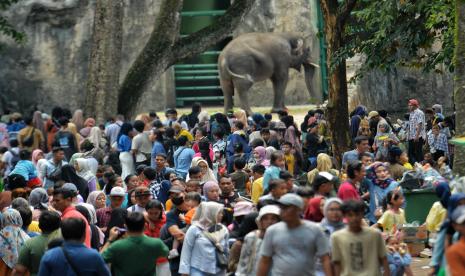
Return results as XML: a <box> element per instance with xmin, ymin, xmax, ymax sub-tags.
<box><xmin>144</xmin><ymin>213</ymin><xmax>168</xmax><ymax>264</ymax></box>
<box><xmin>337</xmin><ymin>181</ymin><xmax>361</xmax><ymax>201</ymax></box>
<box><xmin>62</xmin><ymin>205</ymin><xmax>91</xmax><ymax>247</ymax></box>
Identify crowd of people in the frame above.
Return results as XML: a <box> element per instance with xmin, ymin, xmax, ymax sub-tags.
<box><xmin>0</xmin><ymin>99</ymin><xmax>463</xmax><ymax>276</ymax></box>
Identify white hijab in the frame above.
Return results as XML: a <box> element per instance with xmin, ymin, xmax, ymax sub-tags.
<box><xmin>76</xmin><ymin>158</ymin><xmax>95</xmax><ymax>182</ymax></box>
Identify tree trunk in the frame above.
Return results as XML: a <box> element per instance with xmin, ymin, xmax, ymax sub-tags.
<box><xmin>320</xmin><ymin>0</ymin><xmax>351</xmax><ymax>168</ymax></box>
<box><xmin>117</xmin><ymin>0</ymin><xmax>255</xmax><ymax>119</ymax></box>
<box><xmin>85</xmin><ymin>0</ymin><xmax>123</xmax><ymax>123</ymax></box>
<box><xmin>453</xmin><ymin>0</ymin><xmax>465</xmax><ymax>175</ymax></box>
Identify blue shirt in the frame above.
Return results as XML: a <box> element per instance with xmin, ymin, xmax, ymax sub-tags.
<box><xmin>38</xmin><ymin>241</ymin><xmax>110</xmax><ymax>276</ymax></box>
<box><xmin>173</xmin><ymin>146</ymin><xmax>195</xmax><ymax>175</ymax></box>
<box><xmin>151</xmin><ymin>141</ymin><xmax>166</xmax><ymax>168</ymax></box>
<box><xmin>342</xmin><ymin>150</ymin><xmax>373</xmax><ymax>168</ymax></box>
<box><xmin>10</xmin><ymin>160</ymin><xmax>37</xmax><ymax>181</ymax></box>
<box><xmin>367</xmin><ymin>180</ymin><xmax>403</xmax><ymax>223</ymax></box>
<box><xmin>118</xmin><ymin>135</ymin><xmax>132</xmax><ymax>152</ymax></box>
<box><xmin>262</xmin><ymin>165</ymin><xmax>281</xmax><ymax>191</ymax></box>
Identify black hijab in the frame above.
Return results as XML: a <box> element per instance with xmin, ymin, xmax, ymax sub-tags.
<box><xmin>60</xmin><ymin>164</ymin><xmax>89</xmax><ymax>201</ymax></box>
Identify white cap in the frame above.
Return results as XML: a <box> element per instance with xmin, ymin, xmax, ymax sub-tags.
<box><xmin>257</xmin><ymin>204</ymin><xmax>281</xmax><ymax>221</ymax></box>
<box><xmin>318</xmin><ymin>171</ymin><xmax>335</xmax><ymax>182</ymax></box>
<box><xmin>110</xmin><ymin>186</ymin><xmax>126</xmax><ymax>197</ymax></box>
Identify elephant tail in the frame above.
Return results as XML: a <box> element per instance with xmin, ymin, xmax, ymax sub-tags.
<box><xmin>220</xmin><ymin>58</ymin><xmax>254</xmax><ymax>83</ymax></box>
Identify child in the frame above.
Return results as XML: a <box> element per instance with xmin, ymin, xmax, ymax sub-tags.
<box><xmin>331</xmin><ymin>200</ymin><xmax>389</xmax><ymax>275</ymax></box>
<box><xmin>251</xmin><ymin>164</ymin><xmax>265</xmax><ymax>204</ymax></box>
<box><xmin>262</xmin><ymin>151</ymin><xmax>285</xmax><ymax>191</ymax></box>
<box><xmin>258</xmin><ymin>179</ymin><xmax>287</xmax><ymax>202</ymax></box>
<box><xmin>385</xmin><ymin>235</ymin><xmax>412</xmax><ymax>276</ymax></box>
<box><xmin>438</xmin><ymin>156</ymin><xmax>453</xmax><ymax>180</ymax></box>
<box><xmin>281</xmin><ymin>141</ymin><xmax>295</xmax><ymax>176</ymax></box>
<box><xmin>373</xmin><ymin>189</ymin><xmax>406</xmax><ymax>233</ymax></box>
<box><xmin>230</xmin><ymin>157</ymin><xmax>249</xmax><ymax>195</ymax></box>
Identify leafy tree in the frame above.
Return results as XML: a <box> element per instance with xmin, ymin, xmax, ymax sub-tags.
<box><xmin>0</xmin><ymin>0</ymin><xmax>25</xmax><ymax>45</ymax></box>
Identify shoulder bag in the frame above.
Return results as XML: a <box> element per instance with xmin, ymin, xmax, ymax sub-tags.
<box><xmin>201</xmin><ymin>227</ymin><xmax>228</xmax><ymax>270</ymax></box>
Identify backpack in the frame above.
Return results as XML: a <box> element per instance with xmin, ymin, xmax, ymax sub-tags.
<box><xmin>9</xmin><ymin>150</ymin><xmax>20</xmax><ymax>170</ymax></box>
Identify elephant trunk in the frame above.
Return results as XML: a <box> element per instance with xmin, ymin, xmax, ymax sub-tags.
<box><xmin>303</xmin><ymin>62</ymin><xmax>317</xmax><ymax>99</ymax></box>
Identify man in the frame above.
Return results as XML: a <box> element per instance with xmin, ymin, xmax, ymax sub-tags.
<box><xmin>52</xmin><ymin>185</ymin><xmax>91</xmax><ymax>247</ymax></box>
<box><xmin>38</xmin><ymin>218</ymin><xmax>110</xmax><ymax>276</ymax></box>
<box><xmin>446</xmin><ymin>205</ymin><xmax>465</xmax><ymax>276</ymax></box>
<box><xmin>101</xmin><ymin>212</ymin><xmax>168</xmax><ymax>276</ymax></box>
<box><xmin>186</xmin><ymin>102</ymin><xmax>201</xmax><ymax>129</ymax></box>
<box><xmin>164</xmin><ymin>108</ymin><xmax>188</xmax><ymax>129</ymax></box>
<box><xmin>145</xmin><ymin>166</ymin><xmax>171</xmax><ymax>203</ymax></box>
<box><xmin>18</xmin><ymin>117</ymin><xmax>44</xmax><ymax>151</ymax></box>
<box><xmin>305</xmin><ymin>123</ymin><xmax>327</xmax><ymax>167</ymax></box>
<box><xmin>227</xmin><ymin>121</ymin><xmax>251</xmax><ymax>161</ymax></box>
<box><xmin>52</xmin><ymin>117</ymin><xmax>78</xmax><ymax>161</ymax></box>
<box><xmin>407</xmin><ymin>99</ymin><xmax>426</xmax><ymax>163</ymax></box>
<box><xmin>96</xmin><ymin>186</ymin><xmax>125</xmax><ymax>231</ymax></box>
<box><xmin>257</xmin><ymin>193</ymin><xmax>332</xmax><ymax>276</ymax></box>
<box><xmin>342</xmin><ymin>136</ymin><xmax>372</xmax><ymax>168</ymax></box>
<box><xmin>42</xmin><ymin>147</ymin><xmax>67</xmax><ymax>189</ymax></box>
<box><xmin>219</xmin><ymin>175</ymin><xmax>240</xmax><ymax>225</ymax></box>
<box><xmin>153</xmin><ymin>153</ymin><xmax>174</xmax><ymax>183</ymax></box>
<box><xmin>128</xmin><ymin>186</ymin><xmax>152</xmax><ymax>213</ymax></box>
<box><xmin>131</xmin><ymin>120</ymin><xmax>152</xmax><ymax>167</ymax></box>
<box><xmin>14</xmin><ymin>211</ymin><xmax>62</xmax><ymax>276</ymax></box>
<box><xmin>187</xmin><ymin>166</ymin><xmax>202</xmax><ymax>182</ymax></box>
<box><xmin>312</xmin><ymin>172</ymin><xmax>335</xmax><ymax>197</ymax></box>
<box><xmin>337</xmin><ymin>160</ymin><xmax>365</xmax><ymax>201</ymax></box>
<box><xmin>331</xmin><ymin>200</ymin><xmax>389</xmax><ymax>276</ymax></box>
<box><xmin>173</xmin><ymin>136</ymin><xmax>195</xmax><ymax>179</ymax></box>
<box><xmin>105</xmin><ymin>114</ymin><xmax>124</xmax><ymax>146</ymax></box>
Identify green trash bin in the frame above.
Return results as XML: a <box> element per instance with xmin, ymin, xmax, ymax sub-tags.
<box><xmin>404</xmin><ymin>189</ymin><xmax>437</xmax><ymax>223</ymax></box>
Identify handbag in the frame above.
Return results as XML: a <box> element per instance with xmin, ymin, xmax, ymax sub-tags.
<box><xmin>201</xmin><ymin>228</ymin><xmax>228</xmax><ymax>270</ymax></box>
<box><xmin>22</xmin><ymin>127</ymin><xmax>35</xmax><ymax>147</ymax></box>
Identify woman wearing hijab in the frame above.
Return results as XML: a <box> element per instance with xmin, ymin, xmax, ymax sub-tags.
<box><xmin>365</xmin><ymin>162</ymin><xmax>402</xmax><ymax>224</ymax></box>
<box><xmin>32</xmin><ymin>149</ymin><xmax>46</xmax><ymax>180</ymax></box>
<box><xmin>76</xmin><ymin>203</ymin><xmax>104</xmax><ymax>249</ymax></box>
<box><xmin>373</xmin><ymin>122</ymin><xmax>399</xmax><ymax>161</ymax></box>
<box><xmin>281</xmin><ymin>115</ymin><xmax>303</xmax><ymax>159</ymax></box>
<box><xmin>60</xmin><ymin>164</ymin><xmax>90</xmax><ymax>201</ymax></box>
<box><xmin>87</xmin><ymin>191</ymin><xmax>107</xmax><ymax>210</ymax></box>
<box><xmin>304</xmin><ymin>196</ymin><xmax>325</xmax><ymax>222</ymax></box>
<box><xmin>75</xmin><ymin>158</ymin><xmax>98</xmax><ymax>192</ymax></box>
<box><xmin>88</xmin><ymin>126</ymin><xmax>107</xmax><ymax>150</ymax></box>
<box><xmin>350</xmin><ymin>105</ymin><xmax>367</xmax><ymax>139</ymax></box>
<box><xmin>80</xmin><ymin>118</ymin><xmax>96</xmax><ymax>138</ymax></box>
<box><xmin>0</xmin><ymin>208</ymin><xmax>30</xmax><ymax>275</ymax></box>
<box><xmin>71</xmin><ymin>109</ymin><xmax>84</xmax><ymax>131</ymax></box>
<box><xmin>28</xmin><ymin>188</ymin><xmax>49</xmax><ymax>221</ymax></box>
<box><xmin>187</xmin><ymin>157</ymin><xmax>217</xmax><ymax>184</ymax></box>
<box><xmin>179</xmin><ymin>201</ymin><xmax>229</xmax><ymax>276</ymax></box>
<box><xmin>248</xmin><ymin>146</ymin><xmax>270</xmax><ymax>169</ymax></box>
<box><xmin>203</xmin><ymin>181</ymin><xmax>221</xmax><ymax>202</ymax></box>
<box><xmin>118</xmin><ymin>123</ymin><xmax>135</xmax><ymax>180</ymax></box>
<box><xmin>307</xmin><ymin>153</ymin><xmax>339</xmax><ymax>186</ymax></box>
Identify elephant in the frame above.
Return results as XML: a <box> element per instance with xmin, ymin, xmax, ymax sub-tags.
<box><xmin>218</xmin><ymin>32</ymin><xmax>318</xmax><ymax>114</ymax></box>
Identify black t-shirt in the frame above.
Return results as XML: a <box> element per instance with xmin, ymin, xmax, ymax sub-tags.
<box><xmin>306</xmin><ymin>133</ymin><xmax>327</xmax><ymax>157</ymax></box>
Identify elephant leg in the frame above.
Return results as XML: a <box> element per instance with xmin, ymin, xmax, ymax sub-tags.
<box><xmin>271</xmin><ymin>73</ymin><xmax>289</xmax><ymax>113</ymax></box>
<box><xmin>234</xmin><ymin>79</ymin><xmax>253</xmax><ymax>115</ymax></box>
<box><xmin>220</xmin><ymin>78</ymin><xmax>234</xmax><ymax>113</ymax></box>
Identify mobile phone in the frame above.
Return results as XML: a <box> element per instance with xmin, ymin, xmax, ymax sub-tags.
<box><xmin>116</xmin><ymin>227</ymin><xmax>127</xmax><ymax>233</ymax></box>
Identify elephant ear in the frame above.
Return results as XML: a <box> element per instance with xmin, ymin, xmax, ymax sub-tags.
<box><xmin>290</xmin><ymin>38</ymin><xmax>304</xmax><ymax>55</ymax></box>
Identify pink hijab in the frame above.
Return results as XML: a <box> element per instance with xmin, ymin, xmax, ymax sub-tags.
<box><xmin>254</xmin><ymin>146</ymin><xmax>270</xmax><ymax>167</ymax></box>
<box><xmin>32</xmin><ymin>149</ymin><xmax>43</xmax><ymax>166</ymax></box>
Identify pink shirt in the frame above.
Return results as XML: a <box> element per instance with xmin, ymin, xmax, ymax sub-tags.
<box><xmin>337</xmin><ymin>181</ymin><xmax>361</xmax><ymax>201</ymax></box>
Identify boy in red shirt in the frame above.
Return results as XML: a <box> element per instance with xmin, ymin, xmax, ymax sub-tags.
<box><xmin>338</xmin><ymin>160</ymin><xmax>365</xmax><ymax>201</ymax></box>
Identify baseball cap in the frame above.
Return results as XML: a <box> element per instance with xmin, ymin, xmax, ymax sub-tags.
<box><xmin>61</xmin><ymin>183</ymin><xmax>78</xmax><ymax>197</ymax></box>
<box><xmin>110</xmin><ymin>186</ymin><xmax>126</xmax><ymax>197</ymax></box>
<box><xmin>134</xmin><ymin>187</ymin><xmax>151</xmax><ymax>197</ymax></box>
<box><xmin>367</xmin><ymin>111</ymin><xmax>379</xmax><ymax>120</ymax></box>
<box><xmin>408</xmin><ymin>99</ymin><xmax>419</xmax><ymax>107</ymax></box>
<box><xmin>452</xmin><ymin>205</ymin><xmax>465</xmax><ymax>224</ymax></box>
<box><xmin>256</xmin><ymin>204</ymin><xmax>281</xmax><ymax>221</ymax></box>
<box><xmin>278</xmin><ymin>193</ymin><xmax>304</xmax><ymax>209</ymax></box>
<box><xmin>169</xmin><ymin>185</ymin><xmax>185</xmax><ymax>194</ymax></box>
<box><xmin>233</xmin><ymin>201</ymin><xmax>255</xmax><ymax>217</ymax></box>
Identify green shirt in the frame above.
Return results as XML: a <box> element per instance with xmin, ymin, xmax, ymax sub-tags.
<box><xmin>17</xmin><ymin>230</ymin><xmax>61</xmax><ymax>276</ymax></box>
<box><xmin>101</xmin><ymin>235</ymin><xmax>169</xmax><ymax>276</ymax></box>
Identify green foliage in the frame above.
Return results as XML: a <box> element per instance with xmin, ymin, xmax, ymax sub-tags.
<box><xmin>0</xmin><ymin>0</ymin><xmax>26</xmax><ymax>44</ymax></box>
<box><xmin>335</xmin><ymin>0</ymin><xmax>455</xmax><ymax>80</ymax></box>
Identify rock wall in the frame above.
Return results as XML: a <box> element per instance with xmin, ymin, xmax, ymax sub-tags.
<box><xmin>354</xmin><ymin>65</ymin><xmax>454</xmax><ymax>117</ymax></box>
<box><xmin>233</xmin><ymin>0</ymin><xmax>323</xmax><ymax>107</ymax></box>
<box><xmin>0</xmin><ymin>0</ymin><xmax>174</xmax><ymax>115</ymax></box>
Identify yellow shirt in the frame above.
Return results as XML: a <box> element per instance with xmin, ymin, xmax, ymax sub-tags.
<box><xmin>426</xmin><ymin>201</ymin><xmax>447</xmax><ymax>232</ymax></box>
<box><xmin>165</xmin><ymin>199</ymin><xmax>173</xmax><ymax>212</ymax></box>
<box><xmin>284</xmin><ymin>153</ymin><xmax>295</xmax><ymax>176</ymax></box>
<box><xmin>403</xmin><ymin>163</ymin><xmax>413</xmax><ymax>170</ymax></box>
<box><xmin>28</xmin><ymin>220</ymin><xmax>42</xmax><ymax>233</ymax></box>
<box><xmin>177</xmin><ymin>129</ymin><xmax>193</xmax><ymax>142</ymax></box>
<box><xmin>251</xmin><ymin>177</ymin><xmax>264</xmax><ymax>204</ymax></box>
<box><xmin>377</xmin><ymin>209</ymin><xmax>406</xmax><ymax>233</ymax></box>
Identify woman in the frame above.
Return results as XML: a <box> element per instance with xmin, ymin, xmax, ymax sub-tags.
<box><xmin>80</xmin><ymin>117</ymin><xmax>96</xmax><ymax>138</ymax></box>
<box><xmin>248</xmin><ymin>146</ymin><xmax>270</xmax><ymax>168</ymax></box>
<box><xmin>373</xmin><ymin>122</ymin><xmax>399</xmax><ymax>161</ymax></box>
<box><xmin>350</xmin><ymin>105</ymin><xmax>367</xmax><ymax>139</ymax></box>
<box><xmin>88</xmin><ymin>126</ymin><xmax>107</xmax><ymax>150</ymax></box>
<box><xmin>118</xmin><ymin>123</ymin><xmax>135</xmax><ymax>180</ymax></box>
<box><xmin>281</xmin><ymin>115</ymin><xmax>302</xmax><ymax>158</ymax></box>
<box><xmin>32</xmin><ymin>149</ymin><xmax>46</xmax><ymax>179</ymax></box>
<box><xmin>124</xmin><ymin>174</ymin><xmax>140</xmax><ymax>192</ymax></box>
<box><xmin>0</xmin><ymin>208</ymin><xmax>30</xmax><ymax>275</ymax></box>
<box><xmin>60</xmin><ymin>164</ymin><xmax>90</xmax><ymax>201</ymax></box>
<box><xmin>316</xmin><ymin>198</ymin><xmax>345</xmax><ymax>276</ymax></box>
<box><xmin>87</xmin><ymin>191</ymin><xmax>106</xmax><ymax>210</ymax></box>
<box><xmin>179</xmin><ymin>201</ymin><xmax>229</xmax><ymax>276</ymax></box>
<box><xmin>75</xmin><ymin>158</ymin><xmax>98</xmax><ymax>192</ymax></box>
<box><xmin>304</xmin><ymin>196</ymin><xmax>325</xmax><ymax>222</ymax></box>
<box><xmin>32</xmin><ymin>111</ymin><xmax>45</xmax><ymax>141</ymax></box>
<box><xmin>28</xmin><ymin>187</ymin><xmax>49</xmax><ymax>220</ymax></box>
<box><xmin>203</xmin><ymin>181</ymin><xmax>221</xmax><ymax>202</ymax></box>
<box><xmin>307</xmin><ymin>153</ymin><xmax>339</xmax><ymax>185</ymax></box>
<box><xmin>71</xmin><ymin>109</ymin><xmax>84</xmax><ymax>131</ymax></box>
<box><xmin>187</xmin><ymin>157</ymin><xmax>217</xmax><ymax>184</ymax></box>
<box><xmin>234</xmin><ymin>109</ymin><xmax>248</xmax><ymax>130</ymax></box>
<box><xmin>366</xmin><ymin>162</ymin><xmax>402</xmax><ymax>224</ymax></box>
<box><xmin>262</xmin><ymin>151</ymin><xmax>284</xmax><ymax>191</ymax></box>
<box><xmin>387</xmin><ymin>147</ymin><xmax>408</xmax><ymax>182</ymax></box>
<box><xmin>143</xmin><ymin>199</ymin><xmax>170</xmax><ymax>276</ymax></box>
<box><xmin>197</xmin><ymin>111</ymin><xmax>211</xmax><ymax>132</ymax></box>
<box><xmin>195</xmin><ymin>140</ymin><xmax>214</xmax><ymax>169</ymax></box>
<box><xmin>236</xmin><ymin>205</ymin><xmax>281</xmax><ymax>276</ymax></box>
<box><xmin>76</xmin><ymin>203</ymin><xmax>104</xmax><ymax>250</ymax></box>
